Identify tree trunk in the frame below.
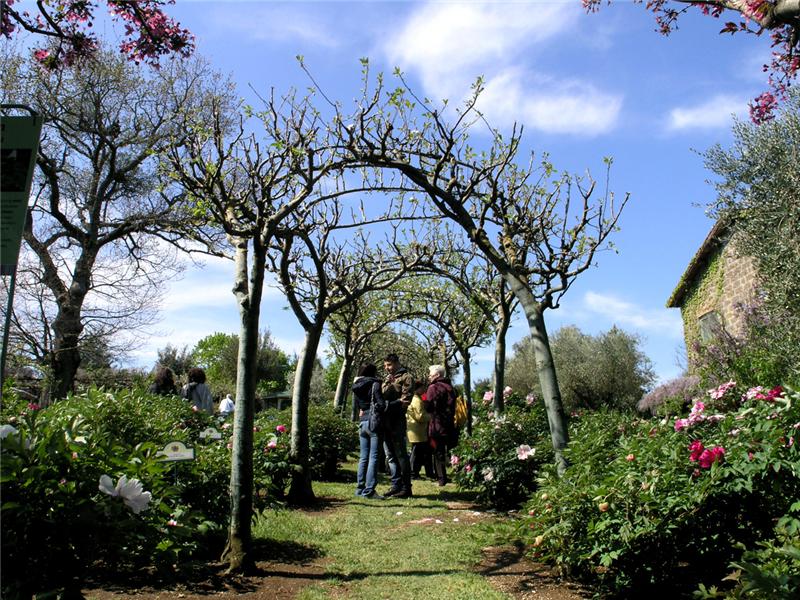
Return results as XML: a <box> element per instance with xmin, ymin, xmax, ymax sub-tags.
<box><xmin>224</xmin><ymin>238</ymin><xmax>264</xmax><ymax>574</ymax></box>
<box><xmin>506</xmin><ymin>279</ymin><xmax>569</xmax><ymax>475</ymax></box>
<box><xmin>332</xmin><ymin>354</ymin><xmax>353</xmax><ymax>415</ymax></box>
<box><xmin>287</xmin><ymin>325</ymin><xmax>323</xmax><ymax>505</ymax></box>
<box><xmin>49</xmin><ymin>317</ymin><xmax>82</xmax><ymax>400</ymax></box>
<box><xmin>492</xmin><ymin>309</ymin><xmax>511</xmax><ymax>414</ymax></box>
<box><xmin>462</xmin><ymin>348</ymin><xmax>473</xmax><ymax>436</ymax></box>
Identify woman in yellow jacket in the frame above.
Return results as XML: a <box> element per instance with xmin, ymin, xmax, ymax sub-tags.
<box><xmin>406</xmin><ymin>381</ymin><xmax>434</xmax><ymax>479</ymax></box>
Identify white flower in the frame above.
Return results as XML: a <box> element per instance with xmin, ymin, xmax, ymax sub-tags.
<box><xmin>99</xmin><ymin>475</ymin><xmax>152</xmax><ymax>514</ymax></box>
<box><xmin>482</xmin><ymin>466</ymin><xmax>495</xmax><ymax>482</ymax></box>
<box><xmin>516</xmin><ymin>444</ymin><xmax>535</xmax><ymax>460</ymax></box>
<box><xmin>0</xmin><ymin>424</ymin><xmax>19</xmax><ymax>439</ymax></box>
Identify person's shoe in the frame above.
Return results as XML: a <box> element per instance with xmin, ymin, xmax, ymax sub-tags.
<box><xmin>437</xmin><ymin>480</ymin><xmax>447</xmax><ymax>487</ymax></box>
<box><xmin>385</xmin><ymin>487</ymin><xmax>403</xmax><ymax>497</ymax></box>
<box><xmin>354</xmin><ymin>489</ymin><xmax>365</xmax><ymax>497</ymax></box>
<box><xmin>394</xmin><ymin>489</ymin><xmax>413</xmax><ymax>499</ymax></box>
<box><xmin>364</xmin><ymin>492</ymin><xmax>385</xmax><ymax>500</ymax></box>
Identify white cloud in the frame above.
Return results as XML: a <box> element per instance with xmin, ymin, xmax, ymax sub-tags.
<box><xmin>207</xmin><ymin>5</ymin><xmax>339</xmax><ymax>48</ymax></box>
<box><xmin>478</xmin><ymin>69</ymin><xmax>622</xmax><ymax>135</ymax></box>
<box><xmin>381</xmin><ymin>1</ymin><xmax>619</xmax><ymax>136</ymax></box>
<box><xmin>582</xmin><ymin>291</ymin><xmax>683</xmax><ymax>339</ymax></box>
<box><xmin>667</xmin><ymin>95</ymin><xmax>748</xmax><ymax>131</ymax></box>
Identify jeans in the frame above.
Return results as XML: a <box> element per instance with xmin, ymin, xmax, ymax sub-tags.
<box><xmin>383</xmin><ymin>420</ymin><xmax>412</xmax><ymax>492</ymax></box>
<box><xmin>357</xmin><ymin>420</ymin><xmax>380</xmax><ymax>496</ymax></box>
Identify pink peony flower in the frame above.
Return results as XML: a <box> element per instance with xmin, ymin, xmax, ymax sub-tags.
<box><xmin>276</xmin><ymin>425</ymin><xmax>287</xmax><ymax>434</ymax></box>
<box><xmin>674</xmin><ymin>418</ymin><xmax>689</xmax><ymax>432</ymax></box>
<box><xmin>464</xmin><ymin>464</ymin><xmax>473</xmax><ymax>473</ymax></box>
<box><xmin>266</xmin><ymin>440</ymin><xmax>277</xmax><ymax>450</ymax></box>
<box><xmin>167</xmin><ymin>519</ymin><xmax>178</xmax><ymax>527</ymax></box>
<box><xmin>526</xmin><ymin>393</ymin><xmax>536</xmax><ymax>405</ymax></box>
<box><xmin>625</xmin><ymin>454</ymin><xmax>635</xmax><ymax>461</ymax></box>
<box><xmin>483</xmin><ymin>391</ymin><xmax>494</xmax><ymax>403</ymax></box>
<box><xmin>503</xmin><ymin>386</ymin><xmax>513</xmax><ymax>398</ymax></box>
<box><xmin>27</xmin><ymin>402</ymin><xmax>41</xmax><ymax>411</ymax></box>
<box><xmin>450</xmin><ymin>455</ymin><xmax>460</xmax><ymax>466</ymax></box>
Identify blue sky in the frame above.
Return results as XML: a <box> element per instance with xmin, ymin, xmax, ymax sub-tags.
<box><xmin>115</xmin><ymin>0</ymin><xmax>774</xmax><ymax>386</ymax></box>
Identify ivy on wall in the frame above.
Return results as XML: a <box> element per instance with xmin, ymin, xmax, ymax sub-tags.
<box><xmin>680</xmin><ymin>247</ymin><xmax>725</xmax><ymax>365</ymax></box>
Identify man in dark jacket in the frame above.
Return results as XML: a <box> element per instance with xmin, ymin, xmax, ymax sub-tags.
<box><xmin>381</xmin><ymin>353</ymin><xmax>414</xmax><ymax>498</ymax></box>
<box><xmin>424</xmin><ymin>364</ymin><xmax>456</xmax><ymax>486</ymax></box>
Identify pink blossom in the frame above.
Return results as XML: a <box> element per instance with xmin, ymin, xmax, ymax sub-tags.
<box><xmin>27</xmin><ymin>402</ymin><xmax>41</xmax><ymax>411</ymax></box>
<box><xmin>503</xmin><ymin>386</ymin><xmax>513</xmax><ymax>398</ymax></box>
<box><xmin>525</xmin><ymin>393</ymin><xmax>536</xmax><ymax>405</ymax></box>
<box><xmin>266</xmin><ymin>440</ymin><xmax>277</xmax><ymax>450</ymax></box>
<box><xmin>625</xmin><ymin>454</ymin><xmax>635</xmax><ymax>461</ymax></box>
<box><xmin>59</xmin><ymin>478</ymin><xmax>67</xmax><ymax>486</ymax></box>
<box><xmin>191</xmin><ymin>405</ymin><xmax>199</xmax><ymax>413</ymax></box>
<box><xmin>276</xmin><ymin>425</ymin><xmax>287</xmax><ymax>434</ymax></box>
<box><xmin>709</xmin><ymin>381</ymin><xmax>736</xmax><ymax>400</ymax></box>
<box><xmin>450</xmin><ymin>455</ymin><xmax>460</xmax><ymax>466</ymax></box>
<box><xmin>33</xmin><ymin>49</ymin><xmax>50</xmax><ymax>62</ymax></box>
<box><xmin>674</xmin><ymin>418</ymin><xmax>689</xmax><ymax>432</ymax></box>
<box><xmin>464</xmin><ymin>464</ymin><xmax>473</xmax><ymax>473</ymax></box>
<box><xmin>167</xmin><ymin>519</ymin><xmax>178</xmax><ymax>527</ymax></box>
<box><xmin>483</xmin><ymin>391</ymin><xmax>494</xmax><ymax>403</ymax></box>
<box><xmin>71</xmin><ymin>452</ymin><xmax>78</xmax><ymax>459</ymax></box>
<box><xmin>226</xmin><ymin>442</ymin><xmax>233</xmax><ymax>449</ymax></box>
<box><xmin>516</xmin><ymin>444</ymin><xmax>535</xmax><ymax>460</ymax></box>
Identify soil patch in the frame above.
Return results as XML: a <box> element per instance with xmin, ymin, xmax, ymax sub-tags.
<box><xmin>476</xmin><ymin>544</ymin><xmax>592</xmax><ymax>600</ymax></box>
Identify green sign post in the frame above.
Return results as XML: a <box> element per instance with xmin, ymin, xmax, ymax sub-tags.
<box><xmin>1</xmin><ymin>106</ymin><xmax>43</xmax><ymax>392</ymax></box>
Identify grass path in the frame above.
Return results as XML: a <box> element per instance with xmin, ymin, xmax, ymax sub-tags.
<box><xmin>255</xmin><ymin>464</ymin><xmax>510</xmax><ymax>600</ymax></box>
<box><xmin>84</xmin><ymin>461</ymin><xmax>588</xmax><ymax>599</ymax></box>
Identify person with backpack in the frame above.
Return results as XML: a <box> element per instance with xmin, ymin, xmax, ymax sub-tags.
<box><xmin>352</xmin><ymin>363</ymin><xmax>386</xmax><ymax>499</ymax></box>
<box><xmin>181</xmin><ymin>367</ymin><xmax>214</xmax><ymax>414</ymax></box>
<box><xmin>424</xmin><ymin>364</ymin><xmax>457</xmax><ymax>487</ymax></box>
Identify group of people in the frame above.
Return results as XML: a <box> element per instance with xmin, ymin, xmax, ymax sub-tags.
<box><xmin>351</xmin><ymin>353</ymin><xmax>458</xmax><ymax>500</ymax></box>
<box><xmin>149</xmin><ymin>366</ymin><xmax>233</xmax><ymax>416</ymax></box>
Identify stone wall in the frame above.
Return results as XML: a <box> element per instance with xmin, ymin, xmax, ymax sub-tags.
<box><xmin>680</xmin><ymin>232</ymin><xmax>758</xmax><ymax>365</ymax></box>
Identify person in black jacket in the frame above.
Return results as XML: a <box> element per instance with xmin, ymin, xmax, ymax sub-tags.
<box><xmin>351</xmin><ymin>363</ymin><xmax>385</xmax><ymax>499</ymax></box>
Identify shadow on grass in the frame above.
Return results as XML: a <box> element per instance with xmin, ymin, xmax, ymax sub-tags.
<box><xmin>81</xmin><ymin>538</ymin><xmax>327</xmax><ymax>596</ymax></box>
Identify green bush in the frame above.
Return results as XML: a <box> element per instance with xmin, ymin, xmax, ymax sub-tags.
<box><xmin>451</xmin><ymin>392</ymin><xmax>554</xmax><ymax>508</ymax></box>
<box><xmin>518</xmin><ymin>384</ymin><xmax>800</xmax><ymax>597</ymax></box>
<box><xmin>307</xmin><ymin>404</ymin><xmax>359</xmax><ymax>480</ymax></box>
<box><xmin>0</xmin><ymin>387</ymin><xmax>293</xmax><ymax>598</ymax></box>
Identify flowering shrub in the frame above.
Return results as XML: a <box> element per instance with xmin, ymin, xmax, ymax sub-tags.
<box><xmin>518</xmin><ymin>385</ymin><xmax>800</xmax><ymax>597</ymax></box>
<box><xmin>0</xmin><ymin>387</ymin><xmax>294</xmax><ymax>598</ymax></box>
<box><xmin>637</xmin><ymin>374</ymin><xmax>702</xmax><ymax>416</ymax></box>
<box><xmin>450</xmin><ymin>396</ymin><xmax>553</xmax><ymax>508</ymax></box>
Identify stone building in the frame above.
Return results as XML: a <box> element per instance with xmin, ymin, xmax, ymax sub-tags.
<box><xmin>667</xmin><ymin>220</ymin><xmax>758</xmax><ymax>363</ymax></box>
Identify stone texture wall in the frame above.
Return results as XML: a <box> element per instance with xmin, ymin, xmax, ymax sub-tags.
<box><xmin>680</xmin><ymin>232</ymin><xmax>758</xmax><ymax>364</ymax></box>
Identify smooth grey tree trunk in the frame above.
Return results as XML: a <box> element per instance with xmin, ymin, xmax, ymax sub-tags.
<box><xmin>461</xmin><ymin>348</ymin><xmax>473</xmax><ymax>436</ymax></box>
<box><xmin>492</xmin><ymin>308</ymin><xmax>511</xmax><ymax>414</ymax></box>
<box><xmin>332</xmin><ymin>354</ymin><xmax>353</xmax><ymax>415</ymax></box>
<box><xmin>504</xmin><ymin>276</ymin><xmax>569</xmax><ymax>475</ymax></box>
<box><xmin>224</xmin><ymin>239</ymin><xmax>265</xmax><ymax>574</ymax></box>
<box><xmin>287</xmin><ymin>324</ymin><xmax>324</xmax><ymax>505</ymax></box>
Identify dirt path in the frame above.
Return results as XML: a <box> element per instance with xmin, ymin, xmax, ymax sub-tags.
<box><xmin>83</xmin><ymin>495</ymin><xmax>589</xmax><ymax>600</ymax></box>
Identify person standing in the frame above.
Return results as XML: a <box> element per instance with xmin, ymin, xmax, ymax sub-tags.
<box><xmin>351</xmin><ymin>363</ymin><xmax>385</xmax><ymax>499</ymax></box>
<box><xmin>424</xmin><ymin>364</ymin><xmax>456</xmax><ymax>487</ymax></box>
<box><xmin>219</xmin><ymin>393</ymin><xmax>235</xmax><ymax>417</ymax></box>
<box><xmin>181</xmin><ymin>367</ymin><xmax>214</xmax><ymax>414</ymax></box>
<box><xmin>406</xmin><ymin>380</ymin><xmax>434</xmax><ymax>480</ymax></box>
<box><xmin>149</xmin><ymin>367</ymin><xmax>177</xmax><ymax>396</ymax></box>
<box><xmin>381</xmin><ymin>353</ymin><xmax>414</xmax><ymax>498</ymax></box>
